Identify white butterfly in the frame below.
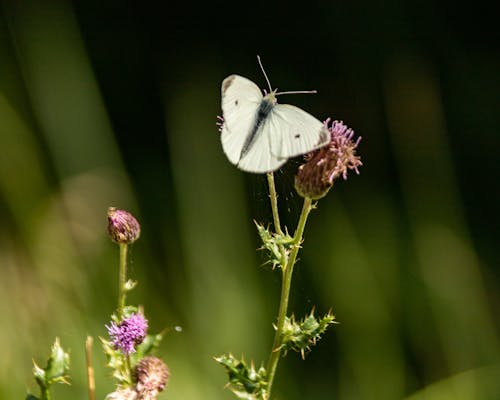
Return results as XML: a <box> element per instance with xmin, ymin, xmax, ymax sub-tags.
<box><xmin>220</xmin><ymin>60</ymin><xmax>330</xmax><ymax>173</ymax></box>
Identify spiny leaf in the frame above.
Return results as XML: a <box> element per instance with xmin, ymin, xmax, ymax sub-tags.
<box><xmin>100</xmin><ymin>336</ymin><xmax>130</xmax><ymax>384</ymax></box>
<box><xmin>279</xmin><ymin>310</ymin><xmax>337</xmax><ymax>358</ymax></box>
<box><xmin>45</xmin><ymin>338</ymin><xmax>70</xmax><ymax>384</ymax></box>
<box><xmin>29</xmin><ymin>338</ymin><xmax>70</xmax><ymax>399</ymax></box>
<box><xmin>215</xmin><ymin>353</ymin><xmax>268</xmax><ymax>399</ymax></box>
<box><xmin>255</xmin><ymin>222</ymin><xmax>295</xmax><ymax>269</ymax></box>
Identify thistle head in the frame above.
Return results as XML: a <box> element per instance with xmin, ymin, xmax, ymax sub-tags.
<box><xmin>107</xmin><ymin>207</ymin><xmax>141</xmax><ymax>244</ymax></box>
<box><xmin>295</xmin><ymin>119</ymin><xmax>362</xmax><ymax>199</ymax></box>
<box><xmin>106</xmin><ymin>313</ymin><xmax>148</xmax><ymax>356</ymax></box>
<box><xmin>134</xmin><ymin>356</ymin><xmax>170</xmax><ymax>400</ymax></box>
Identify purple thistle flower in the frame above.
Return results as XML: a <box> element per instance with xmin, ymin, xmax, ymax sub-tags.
<box><xmin>107</xmin><ymin>313</ymin><xmax>148</xmax><ymax>355</ymax></box>
<box><xmin>295</xmin><ymin>119</ymin><xmax>362</xmax><ymax>200</ymax></box>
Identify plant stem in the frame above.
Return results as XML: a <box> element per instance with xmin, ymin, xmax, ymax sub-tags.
<box><xmin>118</xmin><ymin>243</ymin><xmax>128</xmax><ymax>317</ymax></box>
<box><xmin>267</xmin><ymin>172</ymin><xmax>283</xmax><ymax>235</ymax></box>
<box><xmin>126</xmin><ymin>355</ymin><xmax>133</xmax><ymax>383</ymax></box>
<box><xmin>40</xmin><ymin>386</ymin><xmax>51</xmax><ymax>400</ymax></box>
<box><xmin>265</xmin><ymin>196</ymin><xmax>314</xmax><ymax>399</ymax></box>
<box><xmin>267</xmin><ymin>172</ymin><xmax>288</xmax><ymax>268</ymax></box>
<box><xmin>117</xmin><ymin>244</ymin><xmax>134</xmax><ymax>382</ymax></box>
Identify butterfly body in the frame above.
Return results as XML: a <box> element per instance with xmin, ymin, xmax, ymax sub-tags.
<box><xmin>220</xmin><ymin>74</ymin><xmax>329</xmax><ymax>173</ymax></box>
<box><xmin>239</xmin><ymin>92</ymin><xmax>276</xmax><ymax>161</ymax></box>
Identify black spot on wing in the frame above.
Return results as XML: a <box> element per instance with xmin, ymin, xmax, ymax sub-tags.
<box><xmin>235</xmin><ymin>100</ymin><xmax>238</xmax><ymax>106</ymax></box>
<box><xmin>295</xmin><ymin>134</ymin><xmax>301</xmax><ymax>139</ymax></box>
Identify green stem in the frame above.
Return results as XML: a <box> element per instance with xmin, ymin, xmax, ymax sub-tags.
<box><xmin>126</xmin><ymin>355</ymin><xmax>133</xmax><ymax>384</ymax></box>
<box><xmin>40</xmin><ymin>386</ymin><xmax>51</xmax><ymax>400</ymax></box>
<box><xmin>118</xmin><ymin>243</ymin><xmax>128</xmax><ymax>317</ymax></box>
<box><xmin>117</xmin><ymin>245</ymin><xmax>133</xmax><ymax>382</ymax></box>
<box><xmin>267</xmin><ymin>172</ymin><xmax>283</xmax><ymax>235</ymax></box>
<box><xmin>267</xmin><ymin>172</ymin><xmax>288</xmax><ymax>268</ymax></box>
<box><xmin>265</xmin><ymin>197</ymin><xmax>313</xmax><ymax>399</ymax></box>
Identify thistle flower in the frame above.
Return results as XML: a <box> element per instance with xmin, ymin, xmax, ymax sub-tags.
<box><xmin>295</xmin><ymin>119</ymin><xmax>362</xmax><ymax>199</ymax></box>
<box><xmin>107</xmin><ymin>313</ymin><xmax>148</xmax><ymax>355</ymax></box>
<box><xmin>107</xmin><ymin>207</ymin><xmax>141</xmax><ymax>244</ymax></box>
<box><xmin>134</xmin><ymin>356</ymin><xmax>170</xmax><ymax>400</ymax></box>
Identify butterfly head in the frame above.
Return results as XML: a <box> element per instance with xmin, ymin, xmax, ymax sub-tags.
<box><xmin>263</xmin><ymin>89</ymin><xmax>279</xmax><ymax>105</ymax></box>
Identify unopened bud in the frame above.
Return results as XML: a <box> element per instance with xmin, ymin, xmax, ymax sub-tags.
<box><xmin>107</xmin><ymin>207</ymin><xmax>141</xmax><ymax>244</ymax></box>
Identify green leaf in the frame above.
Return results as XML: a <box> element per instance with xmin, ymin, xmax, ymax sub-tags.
<box><xmin>30</xmin><ymin>338</ymin><xmax>70</xmax><ymax>399</ymax></box>
<box><xmin>215</xmin><ymin>353</ymin><xmax>268</xmax><ymax>399</ymax></box>
<box><xmin>44</xmin><ymin>338</ymin><xmax>70</xmax><ymax>385</ymax></box>
<box><xmin>133</xmin><ymin>332</ymin><xmax>164</xmax><ymax>360</ymax></box>
<box><xmin>124</xmin><ymin>279</ymin><xmax>137</xmax><ymax>291</ymax></box>
<box><xmin>100</xmin><ymin>336</ymin><xmax>131</xmax><ymax>385</ymax></box>
<box><xmin>255</xmin><ymin>222</ymin><xmax>294</xmax><ymax>269</ymax></box>
<box><xmin>279</xmin><ymin>310</ymin><xmax>337</xmax><ymax>358</ymax></box>
<box><xmin>121</xmin><ymin>305</ymin><xmax>139</xmax><ymax>319</ymax></box>
<box><xmin>32</xmin><ymin>361</ymin><xmax>46</xmax><ymax>386</ymax></box>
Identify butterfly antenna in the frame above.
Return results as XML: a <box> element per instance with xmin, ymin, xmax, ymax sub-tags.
<box><xmin>275</xmin><ymin>89</ymin><xmax>318</xmax><ymax>96</ymax></box>
<box><xmin>257</xmin><ymin>55</ymin><xmax>273</xmax><ymax>93</ymax></box>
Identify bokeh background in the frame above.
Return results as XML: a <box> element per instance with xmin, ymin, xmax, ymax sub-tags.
<box><xmin>1</xmin><ymin>1</ymin><xmax>499</xmax><ymax>399</ymax></box>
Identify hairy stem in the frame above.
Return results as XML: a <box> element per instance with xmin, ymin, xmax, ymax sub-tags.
<box><xmin>267</xmin><ymin>172</ymin><xmax>283</xmax><ymax>235</ymax></box>
<box><xmin>118</xmin><ymin>243</ymin><xmax>128</xmax><ymax>317</ymax></box>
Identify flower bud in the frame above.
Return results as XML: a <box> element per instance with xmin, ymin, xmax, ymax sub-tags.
<box><xmin>107</xmin><ymin>207</ymin><xmax>141</xmax><ymax>244</ymax></box>
<box><xmin>295</xmin><ymin>119</ymin><xmax>362</xmax><ymax>200</ymax></box>
<box><xmin>134</xmin><ymin>356</ymin><xmax>170</xmax><ymax>400</ymax></box>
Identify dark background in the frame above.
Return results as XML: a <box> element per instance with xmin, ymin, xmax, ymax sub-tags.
<box><xmin>0</xmin><ymin>1</ymin><xmax>499</xmax><ymax>399</ymax></box>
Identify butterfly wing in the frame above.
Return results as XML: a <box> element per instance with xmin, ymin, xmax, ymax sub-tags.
<box><xmin>220</xmin><ymin>75</ymin><xmax>263</xmax><ymax>165</ymax></box>
<box><xmin>236</xmin><ymin>127</ymin><xmax>288</xmax><ymax>173</ymax></box>
<box><xmin>220</xmin><ymin>75</ymin><xmax>330</xmax><ymax>173</ymax></box>
<box><xmin>267</xmin><ymin>104</ymin><xmax>330</xmax><ymax>159</ymax></box>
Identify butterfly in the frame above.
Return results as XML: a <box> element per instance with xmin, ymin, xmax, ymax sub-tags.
<box><xmin>219</xmin><ymin>57</ymin><xmax>330</xmax><ymax>173</ymax></box>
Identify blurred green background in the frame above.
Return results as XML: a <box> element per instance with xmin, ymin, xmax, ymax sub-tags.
<box><xmin>1</xmin><ymin>1</ymin><xmax>499</xmax><ymax>399</ymax></box>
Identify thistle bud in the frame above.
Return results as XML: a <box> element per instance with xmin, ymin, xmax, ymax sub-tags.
<box><xmin>295</xmin><ymin>119</ymin><xmax>362</xmax><ymax>200</ymax></box>
<box><xmin>134</xmin><ymin>356</ymin><xmax>170</xmax><ymax>400</ymax></box>
<box><xmin>107</xmin><ymin>207</ymin><xmax>141</xmax><ymax>244</ymax></box>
